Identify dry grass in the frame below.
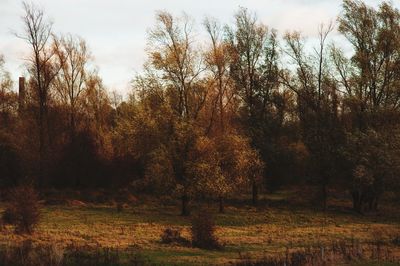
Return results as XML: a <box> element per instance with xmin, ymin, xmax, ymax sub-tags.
<box><xmin>0</xmin><ymin>190</ymin><xmax>399</xmax><ymax>265</ymax></box>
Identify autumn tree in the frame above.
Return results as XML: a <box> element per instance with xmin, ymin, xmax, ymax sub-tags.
<box><xmin>189</xmin><ymin>134</ymin><xmax>263</xmax><ymax>213</ymax></box>
<box><xmin>145</xmin><ymin>11</ymin><xmax>206</xmax><ymax>215</ymax></box>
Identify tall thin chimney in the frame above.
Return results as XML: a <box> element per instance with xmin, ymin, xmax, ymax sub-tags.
<box><xmin>18</xmin><ymin>77</ymin><xmax>25</xmax><ymax>112</ymax></box>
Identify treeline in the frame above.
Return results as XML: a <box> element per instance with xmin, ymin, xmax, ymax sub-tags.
<box><xmin>1</xmin><ymin>0</ymin><xmax>400</xmax><ymax>214</ymax></box>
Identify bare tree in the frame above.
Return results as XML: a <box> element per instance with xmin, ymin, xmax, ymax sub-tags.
<box><xmin>203</xmin><ymin>17</ymin><xmax>235</xmax><ymax>136</ymax></box>
<box><xmin>53</xmin><ymin>34</ymin><xmax>91</xmax><ymax>139</ymax></box>
<box><xmin>336</xmin><ymin>0</ymin><xmax>400</xmax><ymax>129</ymax></box>
<box><xmin>281</xmin><ymin>23</ymin><xmax>340</xmax><ymax>211</ymax></box>
<box><xmin>148</xmin><ymin>11</ymin><xmax>205</xmax><ymax>121</ymax></box>
<box><xmin>17</xmin><ymin>2</ymin><xmax>59</xmax><ymax>183</ymax></box>
<box><xmin>227</xmin><ymin>8</ymin><xmax>278</xmax><ymax>206</ymax></box>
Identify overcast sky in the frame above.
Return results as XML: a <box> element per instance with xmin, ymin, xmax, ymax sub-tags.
<box><xmin>0</xmin><ymin>0</ymin><xmax>397</xmax><ymax>95</ymax></box>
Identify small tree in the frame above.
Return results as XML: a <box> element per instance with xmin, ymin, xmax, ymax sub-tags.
<box><xmin>343</xmin><ymin>129</ymin><xmax>394</xmax><ymax>212</ymax></box>
<box><xmin>191</xmin><ymin>209</ymin><xmax>220</xmax><ymax>249</ymax></box>
<box><xmin>189</xmin><ymin>134</ymin><xmax>264</xmax><ymax>213</ymax></box>
<box><xmin>2</xmin><ymin>185</ymin><xmax>41</xmax><ymax>234</ymax></box>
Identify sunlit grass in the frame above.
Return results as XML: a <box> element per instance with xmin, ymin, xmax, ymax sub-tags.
<box><xmin>0</xmin><ymin>191</ymin><xmax>399</xmax><ymax>265</ymax></box>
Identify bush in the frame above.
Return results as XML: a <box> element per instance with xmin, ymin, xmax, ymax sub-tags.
<box><xmin>191</xmin><ymin>210</ymin><xmax>220</xmax><ymax>249</ymax></box>
<box><xmin>160</xmin><ymin>227</ymin><xmax>189</xmax><ymax>245</ymax></box>
<box><xmin>2</xmin><ymin>185</ymin><xmax>41</xmax><ymax>234</ymax></box>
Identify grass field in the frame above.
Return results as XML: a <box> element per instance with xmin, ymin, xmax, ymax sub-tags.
<box><xmin>0</xmin><ymin>189</ymin><xmax>399</xmax><ymax>265</ymax></box>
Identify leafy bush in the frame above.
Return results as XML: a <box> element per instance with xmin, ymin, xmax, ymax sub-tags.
<box><xmin>191</xmin><ymin>210</ymin><xmax>220</xmax><ymax>249</ymax></box>
<box><xmin>2</xmin><ymin>185</ymin><xmax>41</xmax><ymax>234</ymax></box>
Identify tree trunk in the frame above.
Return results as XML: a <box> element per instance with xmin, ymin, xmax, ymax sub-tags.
<box><xmin>322</xmin><ymin>183</ymin><xmax>327</xmax><ymax>211</ymax></box>
<box><xmin>352</xmin><ymin>190</ymin><xmax>362</xmax><ymax>213</ymax></box>
<box><xmin>252</xmin><ymin>181</ymin><xmax>258</xmax><ymax>206</ymax></box>
<box><xmin>373</xmin><ymin>194</ymin><xmax>379</xmax><ymax>211</ymax></box>
<box><xmin>219</xmin><ymin>196</ymin><xmax>224</xmax><ymax>213</ymax></box>
<box><xmin>38</xmin><ymin>103</ymin><xmax>45</xmax><ymax>187</ymax></box>
<box><xmin>373</xmin><ymin>197</ymin><xmax>378</xmax><ymax>211</ymax></box>
<box><xmin>181</xmin><ymin>194</ymin><xmax>189</xmax><ymax>216</ymax></box>
<box><xmin>70</xmin><ymin>110</ymin><xmax>76</xmax><ymax>141</ymax></box>
<box><xmin>369</xmin><ymin>193</ymin><xmax>379</xmax><ymax>211</ymax></box>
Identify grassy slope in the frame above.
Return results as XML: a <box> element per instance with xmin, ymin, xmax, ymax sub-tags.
<box><xmin>0</xmin><ymin>190</ymin><xmax>399</xmax><ymax>265</ymax></box>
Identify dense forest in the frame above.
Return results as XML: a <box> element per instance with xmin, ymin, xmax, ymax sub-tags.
<box><xmin>1</xmin><ymin>0</ymin><xmax>400</xmax><ymax>219</ymax></box>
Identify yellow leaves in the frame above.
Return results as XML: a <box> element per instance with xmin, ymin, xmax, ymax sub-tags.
<box><xmin>187</xmin><ymin>133</ymin><xmax>263</xmax><ymax>197</ymax></box>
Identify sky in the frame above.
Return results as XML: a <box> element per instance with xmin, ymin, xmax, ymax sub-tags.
<box><xmin>0</xmin><ymin>0</ymin><xmax>397</xmax><ymax>96</ymax></box>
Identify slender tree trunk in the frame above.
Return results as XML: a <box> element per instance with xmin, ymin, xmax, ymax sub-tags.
<box><xmin>322</xmin><ymin>183</ymin><xmax>327</xmax><ymax>211</ymax></box>
<box><xmin>38</xmin><ymin>102</ymin><xmax>45</xmax><ymax>187</ymax></box>
<box><xmin>373</xmin><ymin>195</ymin><xmax>379</xmax><ymax>211</ymax></box>
<box><xmin>70</xmin><ymin>110</ymin><xmax>76</xmax><ymax>141</ymax></box>
<box><xmin>181</xmin><ymin>194</ymin><xmax>189</xmax><ymax>216</ymax></box>
<box><xmin>252</xmin><ymin>181</ymin><xmax>258</xmax><ymax>206</ymax></box>
<box><xmin>219</xmin><ymin>196</ymin><xmax>224</xmax><ymax>213</ymax></box>
<box><xmin>37</xmin><ymin>74</ymin><xmax>49</xmax><ymax>188</ymax></box>
<box><xmin>352</xmin><ymin>190</ymin><xmax>362</xmax><ymax>213</ymax></box>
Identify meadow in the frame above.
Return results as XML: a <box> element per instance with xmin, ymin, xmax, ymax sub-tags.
<box><xmin>1</xmin><ymin>189</ymin><xmax>399</xmax><ymax>265</ymax></box>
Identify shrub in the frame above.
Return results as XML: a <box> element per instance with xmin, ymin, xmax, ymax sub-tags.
<box><xmin>160</xmin><ymin>227</ymin><xmax>189</xmax><ymax>245</ymax></box>
<box><xmin>191</xmin><ymin>210</ymin><xmax>220</xmax><ymax>249</ymax></box>
<box><xmin>2</xmin><ymin>185</ymin><xmax>41</xmax><ymax>234</ymax></box>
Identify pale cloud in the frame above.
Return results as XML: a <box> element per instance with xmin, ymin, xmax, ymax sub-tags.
<box><xmin>0</xmin><ymin>0</ymin><xmax>398</xmax><ymax>95</ymax></box>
